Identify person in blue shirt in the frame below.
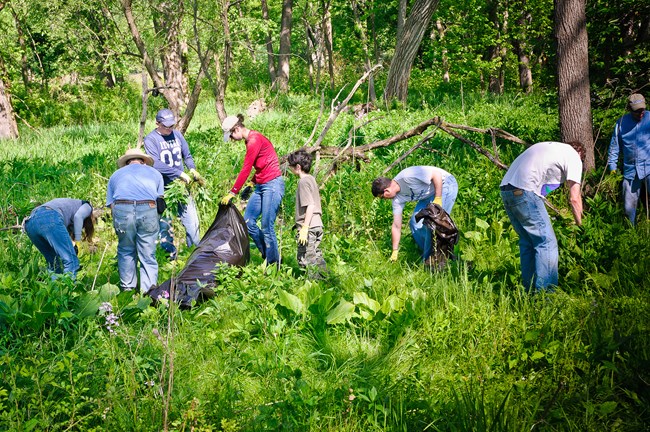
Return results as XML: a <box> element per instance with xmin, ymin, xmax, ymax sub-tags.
<box><xmin>107</xmin><ymin>148</ymin><xmax>165</xmax><ymax>294</ymax></box>
<box><xmin>607</xmin><ymin>93</ymin><xmax>650</xmax><ymax>225</ymax></box>
<box><xmin>24</xmin><ymin>198</ymin><xmax>95</xmax><ymax>279</ymax></box>
<box><xmin>144</xmin><ymin>109</ymin><xmax>205</xmax><ymax>258</ymax></box>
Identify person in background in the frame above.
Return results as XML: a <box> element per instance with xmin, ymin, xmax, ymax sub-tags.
<box><xmin>24</xmin><ymin>198</ymin><xmax>95</xmax><ymax>279</ymax></box>
<box><xmin>371</xmin><ymin>166</ymin><xmax>458</xmax><ymax>265</ymax></box>
<box><xmin>607</xmin><ymin>93</ymin><xmax>650</xmax><ymax>226</ymax></box>
<box><xmin>500</xmin><ymin>141</ymin><xmax>584</xmax><ymax>293</ymax></box>
<box><xmin>106</xmin><ymin>148</ymin><xmax>165</xmax><ymax>294</ymax></box>
<box><xmin>144</xmin><ymin>108</ymin><xmax>205</xmax><ymax>259</ymax></box>
<box><xmin>220</xmin><ymin>114</ymin><xmax>285</xmax><ymax>266</ymax></box>
<box><xmin>287</xmin><ymin>150</ymin><xmax>327</xmax><ymax>277</ymax></box>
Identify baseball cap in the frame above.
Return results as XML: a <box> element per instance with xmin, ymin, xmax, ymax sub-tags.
<box><xmin>156</xmin><ymin>109</ymin><xmax>176</xmax><ymax>127</ymax></box>
<box><xmin>628</xmin><ymin>94</ymin><xmax>645</xmax><ymax>111</ymax></box>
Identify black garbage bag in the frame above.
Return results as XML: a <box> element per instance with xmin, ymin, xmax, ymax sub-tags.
<box><xmin>148</xmin><ymin>203</ymin><xmax>250</xmax><ymax>308</ymax></box>
<box><xmin>414</xmin><ymin>203</ymin><xmax>459</xmax><ymax>271</ymax></box>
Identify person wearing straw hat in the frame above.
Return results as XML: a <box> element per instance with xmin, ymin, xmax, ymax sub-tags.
<box><xmin>106</xmin><ymin>148</ymin><xmax>165</xmax><ymax>294</ymax></box>
<box><xmin>607</xmin><ymin>93</ymin><xmax>650</xmax><ymax>225</ymax></box>
<box><xmin>144</xmin><ymin>108</ymin><xmax>204</xmax><ymax>259</ymax></box>
<box><xmin>24</xmin><ymin>198</ymin><xmax>95</xmax><ymax>280</ymax></box>
<box><xmin>220</xmin><ymin>114</ymin><xmax>285</xmax><ymax>266</ymax></box>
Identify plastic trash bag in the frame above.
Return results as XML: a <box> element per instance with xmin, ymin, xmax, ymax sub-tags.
<box><xmin>414</xmin><ymin>202</ymin><xmax>459</xmax><ymax>271</ymax></box>
<box><xmin>148</xmin><ymin>203</ymin><xmax>250</xmax><ymax>308</ymax></box>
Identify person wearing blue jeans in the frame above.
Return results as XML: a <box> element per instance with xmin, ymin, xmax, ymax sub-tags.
<box><xmin>500</xmin><ymin>141</ymin><xmax>584</xmax><ymax>293</ymax></box>
<box><xmin>372</xmin><ymin>166</ymin><xmax>458</xmax><ymax>264</ymax></box>
<box><xmin>220</xmin><ymin>114</ymin><xmax>285</xmax><ymax>265</ymax></box>
<box><xmin>144</xmin><ymin>108</ymin><xmax>205</xmax><ymax>258</ymax></box>
<box><xmin>107</xmin><ymin>148</ymin><xmax>165</xmax><ymax>294</ymax></box>
<box><xmin>24</xmin><ymin>198</ymin><xmax>95</xmax><ymax>280</ymax></box>
<box><xmin>607</xmin><ymin>94</ymin><xmax>650</xmax><ymax>226</ymax></box>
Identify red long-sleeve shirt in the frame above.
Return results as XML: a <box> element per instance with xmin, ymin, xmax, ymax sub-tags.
<box><xmin>230</xmin><ymin>131</ymin><xmax>282</xmax><ymax>194</ymax></box>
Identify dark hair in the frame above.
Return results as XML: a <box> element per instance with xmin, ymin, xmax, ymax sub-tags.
<box><xmin>287</xmin><ymin>150</ymin><xmax>313</xmax><ymax>173</ymax></box>
<box><xmin>235</xmin><ymin>113</ymin><xmax>245</xmax><ymax>128</ymax></box>
<box><xmin>567</xmin><ymin>141</ymin><xmax>586</xmax><ymax>162</ymax></box>
<box><xmin>82</xmin><ymin>202</ymin><xmax>96</xmax><ymax>241</ymax></box>
<box><xmin>371</xmin><ymin>177</ymin><xmax>392</xmax><ymax>197</ymax></box>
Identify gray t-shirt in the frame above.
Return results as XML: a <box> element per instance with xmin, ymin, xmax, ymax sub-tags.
<box><xmin>295</xmin><ymin>174</ymin><xmax>323</xmax><ymax>228</ymax></box>
<box><xmin>392</xmin><ymin>166</ymin><xmax>452</xmax><ymax>215</ymax></box>
<box><xmin>500</xmin><ymin>141</ymin><xmax>583</xmax><ymax>197</ymax></box>
<box><xmin>39</xmin><ymin>198</ymin><xmax>92</xmax><ymax>241</ymax></box>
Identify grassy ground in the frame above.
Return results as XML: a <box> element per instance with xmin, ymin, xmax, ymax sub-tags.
<box><xmin>0</xmin><ymin>92</ymin><xmax>649</xmax><ymax>431</ymax></box>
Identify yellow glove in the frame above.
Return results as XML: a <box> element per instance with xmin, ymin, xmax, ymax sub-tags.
<box><xmin>610</xmin><ymin>170</ymin><xmax>616</xmax><ymax>175</ymax></box>
<box><xmin>179</xmin><ymin>172</ymin><xmax>192</xmax><ymax>184</ymax></box>
<box><xmin>190</xmin><ymin>168</ymin><xmax>206</xmax><ymax>186</ymax></box>
<box><xmin>433</xmin><ymin>196</ymin><xmax>443</xmax><ymax>206</ymax></box>
<box><xmin>390</xmin><ymin>249</ymin><xmax>398</xmax><ymax>262</ymax></box>
<box><xmin>221</xmin><ymin>192</ymin><xmax>235</xmax><ymax>205</ymax></box>
<box><xmin>298</xmin><ymin>225</ymin><xmax>309</xmax><ymax>245</ymax></box>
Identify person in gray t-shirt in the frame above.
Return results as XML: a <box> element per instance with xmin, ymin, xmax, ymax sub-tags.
<box><xmin>288</xmin><ymin>150</ymin><xmax>327</xmax><ymax>278</ymax></box>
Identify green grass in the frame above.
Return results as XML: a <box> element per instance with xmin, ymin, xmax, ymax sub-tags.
<box><xmin>1</xmin><ymin>91</ymin><xmax>649</xmax><ymax>431</ymax></box>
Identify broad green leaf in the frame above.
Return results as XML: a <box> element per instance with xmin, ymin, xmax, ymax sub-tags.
<box><xmin>531</xmin><ymin>351</ymin><xmax>544</xmax><ymax>360</ymax></box>
<box><xmin>353</xmin><ymin>292</ymin><xmax>381</xmax><ymax>313</ymax></box>
<box><xmin>277</xmin><ymin>288</ymin><xmax>304</xmax><ymax>315</ymax></box>
<box><xmin>475</xmin><ymin>218</ymin><xmax>490</xmax><ymax>230</ymax></box>
<box><xmin>326</xmin><ymin>300</ymin><xmax>357</xmax><ymax>324</ymax></box>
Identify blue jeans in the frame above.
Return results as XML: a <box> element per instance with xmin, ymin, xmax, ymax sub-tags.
<box><xmin>622</xmin><ymin>175</ymin><xmax>650</xmax><ymax>225</ymax></box>
<box><xmin>159</xmin><ymin>195</ymin><xmax>200</xmax><ymax>255</ymax></box>
<box><xmin>409</xmin><ymin>175</ymin><xmax>459</xmax><ymax>261</ymax></box>
<box><xmin>112</xmin><ymin>203</ymin><xmax>160</xmax><ymax>294</ymax></box>
<box><xmin>24</xmin><ymin>207</ymin><xmax>79</xmax><ymax>279</ymax></box>
<box><xmin>244</xmin><ymin>176</ymin><xmax>285</xmax><ymax>264</ymax></box>
<box><xmin>500</xmin><ymin>187</ymin><xmax>558</xmax><ymax>292</ymax></box>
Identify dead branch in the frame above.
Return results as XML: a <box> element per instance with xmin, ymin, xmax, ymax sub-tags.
<box><xmin>434</xmin><ymin>120</ymin><xmax>508</xmax><ymax>170</ymax></box>
<box><xmin>304</xmin><ymin>91</ymin><xmax>326</xmax><ymax>147</ymax></box>
<box><xmin>0</xmin><ymin>225</ymin><xmax>22</xmax><ymax>232</ymax></box>
<box><xmin>442</xmin><ymin>122</ymin><xmax>528</xmax><ymax>145</ymax></box>
<box><xmin>307</xmin><ymin>64</ymin><xmax>382</xmax><ymax>151</ymax></box>
<box><xmin>383</xmin><ymin>129</ymin><xmax>438</xmax><ymax>175</ymax></box>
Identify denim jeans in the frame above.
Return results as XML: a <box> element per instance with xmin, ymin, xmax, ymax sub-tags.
<box><xmin>500</xmin><ymin>188</ymin><xmax>558</xmax><ymax>292</ymax></box>
<box><xmin>24</xmin><ymin>207</ymin><xmax>79</xmax><ymax>279</ymax></box>
<box><xmin>622</xmin><ymin>175</ymin><xmax>650</xmax><ymax>225</ymax></box>
<box><xmin>159</xmin><ymin>195</ymin><xmax>200</xmax><ymax>256</ymax></box>
<box><xmin>409</xmin><ymin>175</ymin><xmax>459</xmax><ymax>261</ymax></box>
<box><xmin>244</xmin><ymin>176</ymin><xmax>285</xmax><ymax>264</ymax></box>
<box><xmin>112</xmin><ymin>203</ymin><xmax>160</xmax><ymax>294</ymax></box>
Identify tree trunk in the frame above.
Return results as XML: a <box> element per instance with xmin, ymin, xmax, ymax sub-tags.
<box><xmin>434</xmin><ymin>19</ymin><xmax>449</xmax><ymax>83</ymax></box>
<box><xmin>396</xmin><ymin>0</ymin><xmax>407</xmax><ymax>42</ymax></box>
<box><xmin>384</xmin><ymin>0</ymin><xmax>440</xmax><ymax>103</ymax></box>
<box><xmin>511</xmin><ymin>0</ymin><xmax>533</xmax><ymax>93</ymax></box>
<box><xmin>555</xmin><ymin>0</ymin><xmax>594</xmax><ymax>170</ymax></box>
<box><xmin>10</xmin><ymin>8</ymin><xmax>31</xmax><ymax>91</ymax></box>
<box><xmin>0</xmin><ymin>56</ymin><xmax>19</xmax><ymax>140</ymax></box>
<box><xmin>261</xmin><ymin>0</ymin><xmax>277</xmax><ymax>84</ymax></box>
<box><xmin>321</xmin><ymin>0</ymin><xmax>335</xmax><ymax>91</ymax></box>
<box><xmin>486</xmin><ymin>0</ymin><xmax>507</xmax><ymax>95</ymax></box>
<box><xmin>352</xmin><ymin>0</ymin><xmax>376</xmax><ymax>103</ymax></box>
<box><xmin>275</xmin><ymin>0</ymin><xmax>293</xmax><ymax>92</ymax></box>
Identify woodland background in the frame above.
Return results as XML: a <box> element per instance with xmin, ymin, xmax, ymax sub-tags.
<box><xmin>0</xmin><ymin>0</ymin><xmax>649</xmax><ymax>430</ymax></box>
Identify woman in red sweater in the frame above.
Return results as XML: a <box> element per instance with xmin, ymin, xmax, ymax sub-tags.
<box><xmin>221</xmin><ymin>114</ymin><xmax>285</xmax><ymax>265</ymax></box>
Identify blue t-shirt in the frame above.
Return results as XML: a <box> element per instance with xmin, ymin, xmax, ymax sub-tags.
<box><xmin>607</xmin><ymin>111</ymin><xmax>650</xmax><ymax>180</ymax></box>
<box><xmin>106</xmin><ymin>164</ymin><xmax>164</xmax><ymax>205</ymax></box>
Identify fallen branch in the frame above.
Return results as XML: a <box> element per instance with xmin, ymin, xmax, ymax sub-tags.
<box><xmin>382</xmin><ymin>129</ymin><xmax>438</xmax><ymax>175</ymax></box>
<box><xmin>434</xmin><ymin>120</ymin><xmax>508</xmax><ymax>170</ymax></box>
<box><xmin>0</xmin><ymin>225</ymin><xmax>22</xmax><ymax>232</ymax></box>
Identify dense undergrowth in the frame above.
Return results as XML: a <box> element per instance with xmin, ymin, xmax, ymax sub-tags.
<box><xmin>0</xmin><ymin>88</ymin><xmax>649</xmax><ymax>431</ymax></box>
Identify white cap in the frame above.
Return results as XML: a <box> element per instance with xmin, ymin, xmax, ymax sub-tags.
<box><xmin>222</xmin><ymin>115</ymin><xmax>240</xmax><ymax>142</ymax></box>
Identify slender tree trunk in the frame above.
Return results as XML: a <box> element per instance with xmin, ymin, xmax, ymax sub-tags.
<box><xmin>512</xmin><ymin>6</ymin><xmax>533</xmax><ymax>93</ymax></box>
<box><xmin>0</xmin><ymin>57</ymin><xmax>19</xmax><ymax>140</ymax></box>
<box><xmin>261</xmin><ymin>0</ymin><xmax>277</xmax><ymax>84</ymax></box>
<box><xmin>486</xmin><ymin>0</ymin><xmax>507</xmax><ymax>95</ymax></box>
<box><xmin>10</xmin><ymin>8</ymin><xmax>31</xmax><ymax>91</ymax></box>
<box><xmin>396</xmin><ymin>0</ymin><xmax>407</xmax><ymax>42</ymax></box>
<box><xmin>384</xmin><ymin>0</ymin><xmax>440</xmax><ymax>103</ymax></box>
<box><xmin>275</xmin><ymin>0</ymin><xmax>293</xmax><ymax>92</ymax></box>
<box><xmin>352</xmin><ymin>0</ymin><xmax>376</xmax><ymax>102</ymax></box>
<box><xmin>434</xmin><ymin>19</ymin><xmax>449</xmax><ymax>82</ymax></box>
<box><xmin>321</xmin><ymin>0</ymin><xmax>334</xmax><ymax>91</ymax></box>
<box><xmin>555</xmin><ymin>0</ymin><xmax>594</xmax><ymax>170</ymax></box>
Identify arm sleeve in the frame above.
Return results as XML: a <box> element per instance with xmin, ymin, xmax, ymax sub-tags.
<box><xmin>144</xmin><ymin>133</ymin><xmax>180</xmax><ymax>180</ymax></box>
<box><xmin>106</xmin><ymin>177</ymin><xmax>115</xmax><ymax>207</ymax></box>
<box><xmin>178</xmin><ymin>132</ymin><xmax>196</xmax><ymax>170</ymax></box>
<box><xmin>231</xmin><ymin>141</ymin><xmax>261</xmax><ymax>194</ymax></box>
<box><xmin>73</xmin><ymin>203</ymin><xmax>92</xmax><ymax>241</ymax></box>
<box><xmin>607</xmin><ymin>120</ymin><xmax>621</xmax><ymax>172</ymax></box>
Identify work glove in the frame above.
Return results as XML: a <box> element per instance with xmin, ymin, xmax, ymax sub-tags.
<box><xmin>298</xmin><ymin>225</ymin><xmax>309</xmax><ymax>245</ymax></box>
<box><xmin>179</xmin><ymin>172</ymin><xmax>192</xmax><ymax>184</ymax></box>
<box><xmin>390</xmin><ymin>249</ymin><xmax>399</xmax><ymax>262</ymax></box>
<box><xmin>610</xmin><ymin>170</ymin><xmax>616</xmax><ymax>175</ymax></box>
<box><xmin>433</xmin><ymin>196</ymin><xmax>443</xmax><ymax>206</ymax></box>
<box><xmin>190</xmin><ymin>168</ymin><xmax>206</xmax><ymax>186</ymax></box>
<box><xmin>221</xmin><ymin>192</ymin><xmax>235</xmax><ymax>205</ymax></box>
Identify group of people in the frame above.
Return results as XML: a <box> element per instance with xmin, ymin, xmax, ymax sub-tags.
<box><xmin>373</xmin><ymin>93</ymin><xmax>648</xmax><ymax>292</ymax></box>
<box><xmin>24</xmin><ymin>93</ymin><xmax>649</xmax><ymax>294</ymax></box>
<box><xmin>25</xmin><ymin>109</ymin><xmax>327</xmax><ymax>294</ymax></box>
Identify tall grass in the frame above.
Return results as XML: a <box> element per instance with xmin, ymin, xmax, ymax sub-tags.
<box><xmin>1</xmin><ymin>91</ymin><xmax>649</xmax><ymax>430</ymax></box>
